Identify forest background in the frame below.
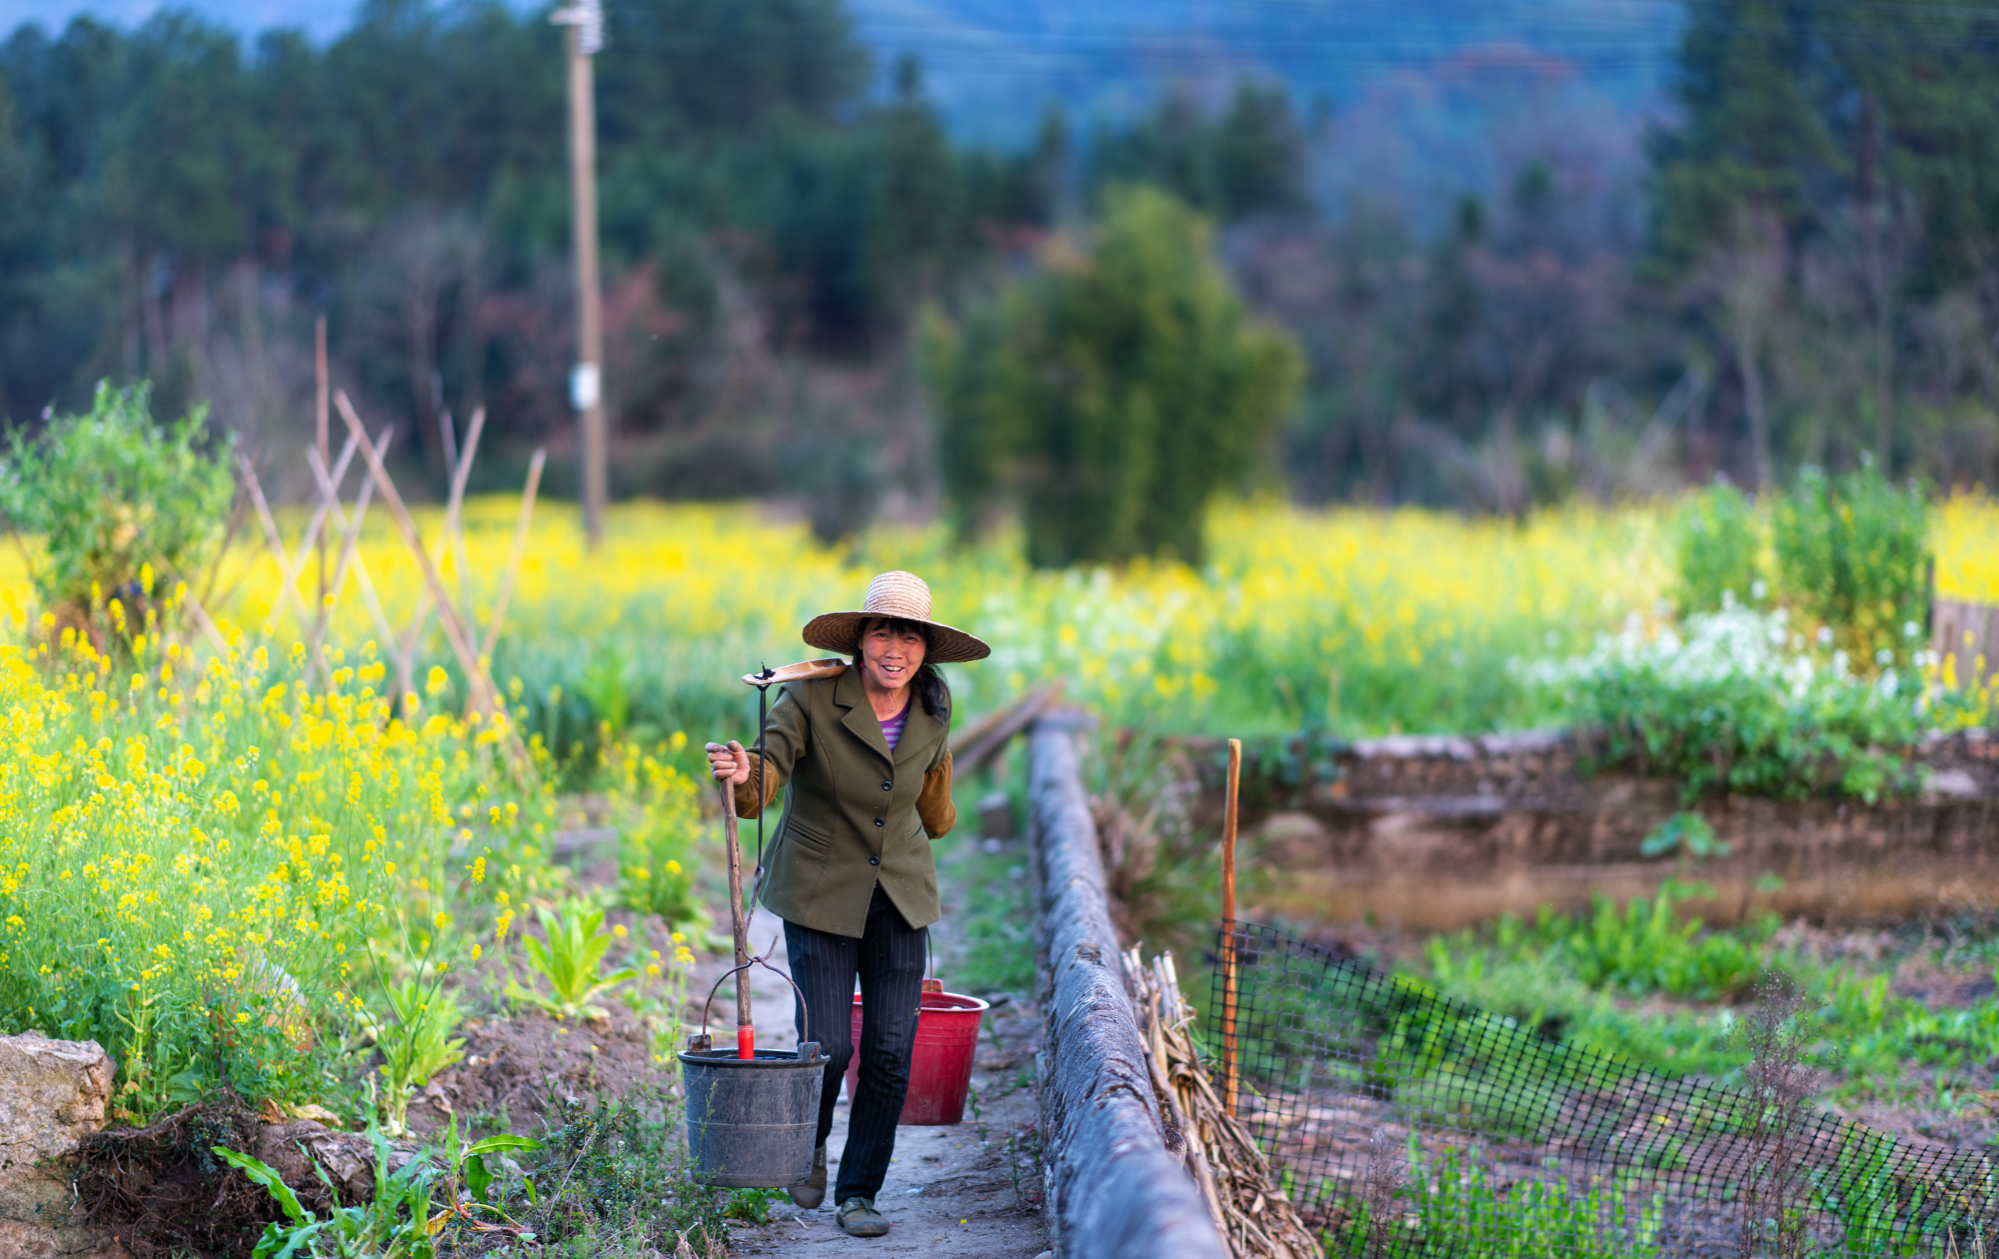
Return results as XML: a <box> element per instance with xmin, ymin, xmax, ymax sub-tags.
<box><xmin>3</xmin><ymin>0</ymin><xmax>1999</xmax><ymax>527</ymax></box>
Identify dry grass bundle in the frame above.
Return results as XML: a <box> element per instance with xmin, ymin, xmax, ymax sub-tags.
<box><xmin>1123</xmin><ymin>945</ymin><xmax>1319</xmax><ymax>1259</ymax></box>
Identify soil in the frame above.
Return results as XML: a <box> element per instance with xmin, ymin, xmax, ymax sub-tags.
<box><xmin>407</xmin><ymin>1004</ymin><xmax>655</xmax><ymax>1141</ymax></box>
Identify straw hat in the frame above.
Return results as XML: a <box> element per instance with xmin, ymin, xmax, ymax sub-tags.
<box><xmin>801</xmin><ymin>571</ymin><xmax>991</xmax><ymax>664</ymax></box>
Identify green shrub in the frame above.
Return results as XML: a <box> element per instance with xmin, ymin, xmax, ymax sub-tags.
<box><xmin>1527</xmin><ymin>606</ymin><xmax>1981</xmax><ymax>802</ymax></box>
<box><xmin>1671</xmin><ymin>481</ymin><xmax>1763</xmax><ymax>614</ymax></box>
<box><xmin>0</xmin><ymin>381</ymin><xmax>234</xmax><ymax>646</ymax></box>
<box><xmin>1772</xmin><ymin>460</ymin><xmax>1929</xmax><ymax>667</ymax></box>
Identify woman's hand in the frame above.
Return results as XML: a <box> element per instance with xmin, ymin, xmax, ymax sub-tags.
<box><xmin>705</xmin><ymin>740</ymin><xmax>751</xmax><ymax>784</ymax></box>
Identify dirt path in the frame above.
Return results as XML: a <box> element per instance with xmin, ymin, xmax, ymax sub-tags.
<box><xmin>709</xmin><ymin>902</ymin><xmax>1051</xmax><ymax>1258</ymax></box>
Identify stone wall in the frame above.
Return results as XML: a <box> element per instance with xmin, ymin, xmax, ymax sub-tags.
<box><xmin>1197</xmin><ymin>730</ymin><xmax>1999</xmax><ymax>931</ymax></box>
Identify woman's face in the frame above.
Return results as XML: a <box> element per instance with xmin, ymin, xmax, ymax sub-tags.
<box><xmin>859</xmin><ymin>620</ymin><xmax>927</xmax><ymax>693</ymax></box>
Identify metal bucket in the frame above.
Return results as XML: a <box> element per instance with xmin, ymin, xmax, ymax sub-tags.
<box><xmin>678</xmin><ymin>1043</ymin><xmax>825</xmax><ymax>1188</ymax></box>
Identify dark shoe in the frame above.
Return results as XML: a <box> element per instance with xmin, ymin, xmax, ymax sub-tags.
<box><xmin>788</xmin><ymin>1145</ymin><xmax>827</xmax><ymax>1208</ymax></box>
<box><xmin>837</xmin><ymin>1196</ymin><xmax>890</xmax><ymax>1237</ymax></box>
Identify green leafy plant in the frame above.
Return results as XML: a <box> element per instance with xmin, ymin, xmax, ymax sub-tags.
<box><xmin>507</xmin><ymin>901</ymin><xmax>636</xmax><ymax>1020</ymax></box>
<box><xmin>0</xmin><ymin>381</ymin><xmax>234</xmax><ymax>646</ymax></box>
<box><xmin>215</xmin><ymin>1117</ymin><xmax>444</xmax><ymax>1259</ymax></box>
<box><xmin>360</xmin><ymin>979</ymin><xmax>466</xmax><ymax>1135</ymax></box>
<box><xmin>1640</xmin><ymin>811</ymin><xmax>1729</xmax><ymax>860</ymax></box>
<box><xmin>1553</xmin><ymin>882</ymin><xmax>1766</xmax><ymax>1001</ymax></box>
<box><xmin>1326</xmin><ymin>1140</ymin><xmax>1665</xmax><ymax>1258</ymax></box>
<box><xmin>724</xmin><ymin>1187</ymin><xmax>788</xmax><ymax>1223</ymax></box>
<box><xmin>1672</xmin><ymin>480</ymin><xmax>1764</xmax><ymax>615</ymax></box>
<box><xmin>1772</xmin><ymin>460</ymin><xmax>1930</xmax><ymax>668</ymax></box>
<box><xmin>1529</xmin><ymin>605</ymin><xmax>1978</xmax><ymax>803</ymax></box>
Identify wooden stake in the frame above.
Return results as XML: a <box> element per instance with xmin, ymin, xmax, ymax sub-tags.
<box><xmin>479</xmin><ymin>448</ymin><xmax>546</xmax><ymax>663</ymax></box>
<box><xmin>395</xmin><ymin>406</ymin><xmax>484</xmax><ymax>701</ymax></box>
<box><xmin>306</xmin><ymin>428</ymin><xmax>393</xmax><ymax>666</ymax></box>
<box><xmin>717</xmin><ymin>774</ymin><xmax>753</xmax><ymax>1059</ymax></box>
<box><xmin>308</xmin><ymin>439</ymin><xmax>402</xmax><ymax>672</ymax></box>
<box><xmin>336</xmin><ymin>392</ymin><xmax>500</xmax><ymax>720</ymax></box>
<box><xmin>1222</xmin><ymin>736</ymin><xmax>1242</xmax><ymax>1119</ymax></box>
<box><xmin>238</xmin><ymin>454</ymin><xmax>314</xmax><ymax>628</ymax></box>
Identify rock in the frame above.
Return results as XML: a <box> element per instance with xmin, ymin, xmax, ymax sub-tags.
<box><xmin>0</xmin><ymin>1031</ymin><xmax>123</xmax><ymax>1257</ymax></box>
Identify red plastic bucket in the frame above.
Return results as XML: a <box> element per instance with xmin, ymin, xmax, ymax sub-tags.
<box><xmin>845</xmin><ymin>987</ymin><xmax>989</xmax><ymax>1125</ymax></box>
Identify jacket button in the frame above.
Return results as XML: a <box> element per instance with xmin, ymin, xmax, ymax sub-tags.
<box><xmin>873</xmin><ymin>817</ymin><xmax>884</xmax><ymax>827</ymax></box>
<box><xmin>869</xmin><ymin>855</ymin><xmax>880</xmax><ymax>865</ymax></box>
<box><xmin>882</xmin><ymin>781</ymin><xmax>892</xmax><ymax>791</ymax></box>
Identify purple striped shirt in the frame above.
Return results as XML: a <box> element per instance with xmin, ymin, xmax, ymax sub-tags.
<box><xmin>879</xmin><ymin>696</ymin><xmax>912</xmax><ymax>750</ymax></box>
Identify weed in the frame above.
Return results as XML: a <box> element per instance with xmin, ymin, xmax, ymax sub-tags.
<box><xmin>1530</xmin><ymin>604</ymin><xmax>1983</xmax><ymax>803</ymax></box>
<box><xmin>517</xmin><ymin>1086</ymin><xmax>731</xmax><ymax>1254</ymax></box>
<box><xmin>1733</xmin><ymin>970</ymin><xmax>1816</xmax><ymax>1259</ymax></box>
<box><xmin>1324</xmin><ymin>1141</ymin><xmax>1664</xmax><ymax>1259</ymax></box>
<box><xmin>724</xmin><ymin>1187</ymin><xmax>788</xmax><ymax>1223</ymax></box>
<box><xmin>1642</xmin><ymin>811</ymin><xmax>1729</xmax><ymax>861</ymax></box>
<box><xmin>216</xmin><ymin>1113</ymin><xmax>447</xmax><ymax>1258</ymax></box>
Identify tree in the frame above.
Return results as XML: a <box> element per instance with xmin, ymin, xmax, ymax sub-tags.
<box><xmin>1648</xmin><ymin>0</ymin><xmax>1840</xmax><ymax>271</ymax></box>
<box><xmin>1087</xmin><ymin>83</ymin><xmax>1309</xmax><ymax>224</ymax></box>
<box><xmin>928</xmin><ymin>185</ymin><xmax>1302</xmax><ymax>566</ymax></box>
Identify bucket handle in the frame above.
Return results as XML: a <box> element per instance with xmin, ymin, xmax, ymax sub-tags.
<box><xmin>698</xmin><ymin>939</ymin><xmax>813</xmax><ymax>1054</ymax></box>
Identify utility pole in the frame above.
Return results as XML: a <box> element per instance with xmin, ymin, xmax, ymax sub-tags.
<box><xmin>553</xmin><ymin>0</ymin><xmax>607</xmax><ymax>548</ymax></box>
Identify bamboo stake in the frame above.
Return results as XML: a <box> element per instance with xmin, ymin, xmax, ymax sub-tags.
<box><xmin>336</xmin><ymin>392</ymin><xmax>501</xmax><ymax>722</ymax></box>
<box><xmin>308</xmin><ymin>439</ymin><xmax>401</xmax><ymax>672</ymax></box>
<box><xmin>478</xmin><ymin>448</ymin><xmax>546</xmax><ymax>664</ymax></box>
<box><xmin>1222</xmin><ymin>736</ymin><xmax>1242</xmax><ymax>1120</ymax></box>
<box><xmin>394</xmin><ymin>406</ymin><xmax>484</xmax><ymax>700</ymax></box>
<box><xmin>305</xmin><ymin>429</ymin><xmax>392</xmax><ymax>666</ymax></box>
<box><xmin>273</xmin><ymin>433</ymin><xmax>362</xmax><ymax>643</ymax></box>
<box><xmin>238</xmin><ymin>454</ymin><xmax>314</xmax><ymax>628</ymax></box>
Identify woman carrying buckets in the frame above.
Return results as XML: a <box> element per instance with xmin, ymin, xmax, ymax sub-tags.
<box><xmin>706</xmin><ymin>571</ymin><xmax>987</xmax><ymax>1238</ymax></box>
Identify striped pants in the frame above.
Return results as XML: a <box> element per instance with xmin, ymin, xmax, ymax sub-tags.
<box><xmin>784</xmin><ymin>884</ymin><xmax>927</xmax><ymax>1203</ymax></box>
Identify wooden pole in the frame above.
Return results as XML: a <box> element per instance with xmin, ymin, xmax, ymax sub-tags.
<box><xmin>1221</xmin><ymin>736</ymin><xmax>1241</xmax><ymax>1119</ymax></box>
<box><xmin>565</xmin><ymin>20</ymin><xmax>607</xmax><ymax>550</ymax></box>
<box><xmin>336</xmin><ymin>392</ymin><xmax>501</xmax><ymax>720</ymax></box>
<box><xmin>718</xmin><ymin>775</ymin><xmax>754</xmax><ymax>1060</ymax></box>
<box><xmin>308</xmin><ymin>439</ymin><xmax>402</xmax><ymax>672</ymax></box>
<box><xmin>238</xmin><ymin>454</ymin><xmax>314</xmax><ymax>629</ymax></box>
<box><xmin>393</xmin><ymin>406</ymin><xmax>484</xmax><ymax>701</ymax></box>
<box><xmin>305</xmin><ymin>427</ymin><xmax>393</xmax><ymax>667</ymax></box>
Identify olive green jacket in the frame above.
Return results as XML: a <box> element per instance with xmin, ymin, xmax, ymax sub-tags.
<box><xmin>733</xmin><ymin>666</ymin><xmax>956</xmax><ymax>938</ymax></box>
